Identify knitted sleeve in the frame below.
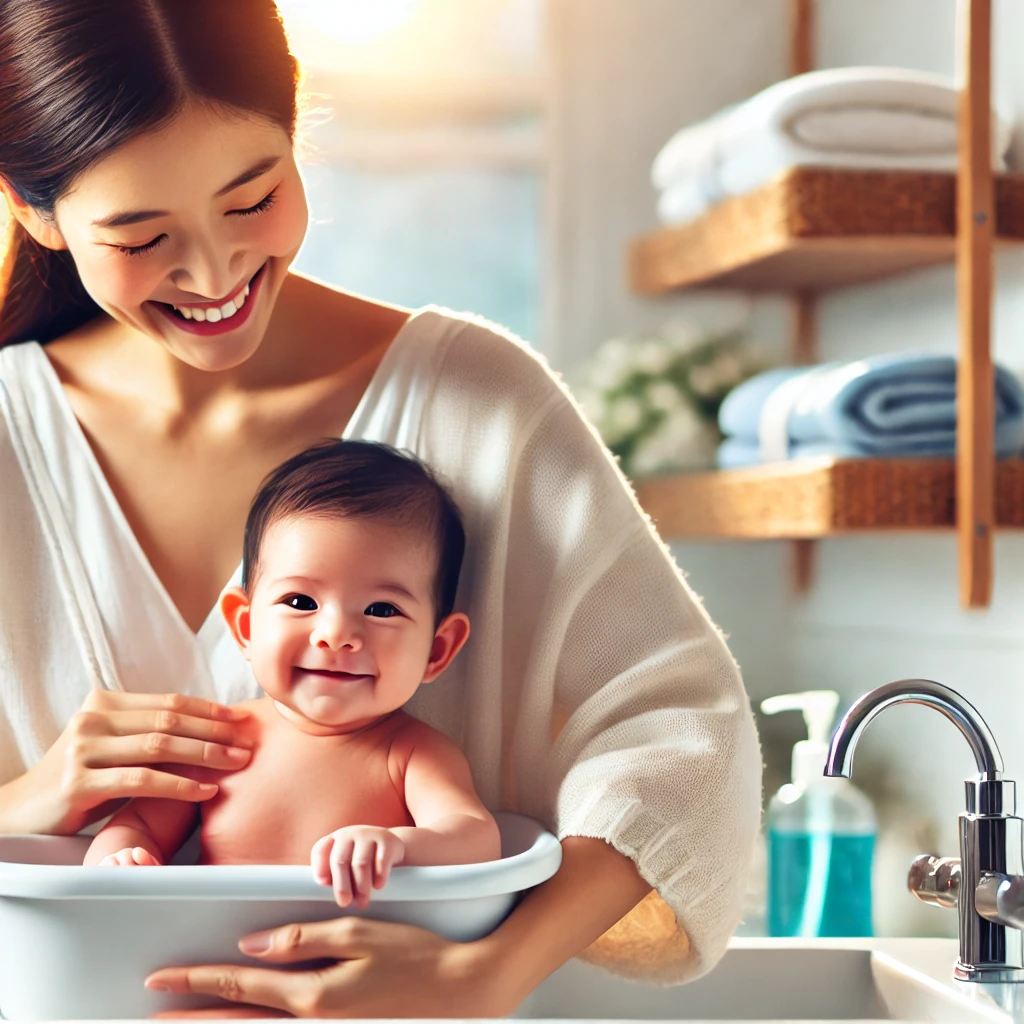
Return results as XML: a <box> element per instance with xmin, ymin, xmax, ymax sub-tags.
<box><xmin>415</xmin><ymin>314</ymin><xmax>762</xmax><ymax>984</ymax></box>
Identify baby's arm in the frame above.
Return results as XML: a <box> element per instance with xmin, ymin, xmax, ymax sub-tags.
<box><xmin>390</xmin><ymin>726</ymin><xmax>502</xmax><ymax>866</ymax></box>
<box><xmin>311</xmin><ymin>726</ymin><xmax>500</xmax><ymax>907</ymax></box>
<box><xmin>83</xmin><ymin>795</ymin><xmax>199</xmax><ymax>866</ymax></box>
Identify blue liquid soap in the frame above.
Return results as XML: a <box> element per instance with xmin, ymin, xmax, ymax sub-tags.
<box><xmin>767</xmin><ymin>829</ymin><xmax>875</xmax><ymax>937</ymax></box>
<box><xmin>761</xmin><ymin>690</ymin><xmax>878</xmax><ymax>938</ymax></box>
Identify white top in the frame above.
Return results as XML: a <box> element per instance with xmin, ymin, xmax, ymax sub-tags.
<box><xmin>0</xmin><ymin>306</ymin><xmax>761</xmax><ymax>982</ymax></box>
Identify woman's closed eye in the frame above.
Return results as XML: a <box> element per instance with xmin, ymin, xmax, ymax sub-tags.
<box><xmin>113</xmin><ymin>188</ymin><xmax>279</xmax><ymax>257</ymax></box>
<box><xmin>365</xmin><ymin>602</ymin><xmax>400</xmax><ymax>618</ymax></box>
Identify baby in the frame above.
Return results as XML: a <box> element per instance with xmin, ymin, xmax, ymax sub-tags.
<box><xmin>84</xmin><ymin>439</ymin><xmax>501</xmax><ymax>909</ymax></box>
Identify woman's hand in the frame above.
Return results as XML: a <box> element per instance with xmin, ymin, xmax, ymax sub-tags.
<box><xmin>310</xmin><ymin>825</ymin><xmax>405</xmax><ymax>909</ymax></box>
<box><xmin>0</xmin><ymin>690</ymin><xmax>253</xmax><ymax>836</ymax></box>
<box><xmin>145</xmin><ymin>917</ymin><xmax>503</xmax><ymax>1019</ymax></box>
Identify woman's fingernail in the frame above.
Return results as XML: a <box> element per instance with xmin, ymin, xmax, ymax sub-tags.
<box><xmin>239</xmin><ymin>934</ymin><xmax>271</xmax><ymax>954</ymax></box>
<box><xmin>145</xmin><ymin>980</ymin><xmax>170</xmax><ymax>991</ymax></box>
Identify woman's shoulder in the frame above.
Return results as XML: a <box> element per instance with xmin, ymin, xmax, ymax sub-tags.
<box><xmin>404</xmin><ymin>305</ymin><xmax>568</xmax><ymax>405</ymax></box>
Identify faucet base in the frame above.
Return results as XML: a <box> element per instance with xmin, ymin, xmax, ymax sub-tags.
<box><xmin>955</xmin><ymin>963</ymin><xmax>1024</xmax><ymax>983</ymax></box>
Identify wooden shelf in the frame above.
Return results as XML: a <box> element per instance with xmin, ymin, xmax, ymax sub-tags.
<box><xmin>634</xmin><ymin>457</ymin><xmax>1024</xmax><ymax>539</ymax></box>
<box><xmin>629</xmin><ymin>168</ymin><xmax>1024</xmax><ymax>294</ymax></box>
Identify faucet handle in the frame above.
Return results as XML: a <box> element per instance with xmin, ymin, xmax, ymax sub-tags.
<box><xmin>908</xmin><ymin>854</ymin><xmax>961</xmax><ymax>909</ymax></box>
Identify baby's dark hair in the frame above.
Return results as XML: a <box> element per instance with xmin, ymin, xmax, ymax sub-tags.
<box><xmin>242</xmin><ymin>439</ymin><xmax>466</xmax><ymax>626</ymax></box>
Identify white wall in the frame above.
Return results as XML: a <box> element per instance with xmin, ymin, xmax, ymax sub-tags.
<box><xmin>544</xmin><ymin>0</ymin><xmax>1024</xmax><ymax>936</ymax></box>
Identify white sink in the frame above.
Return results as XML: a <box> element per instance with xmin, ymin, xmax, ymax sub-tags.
<box><xmin>512</xmin><ymin>938</ymin><xmax>1022</xmax><ymax>1023</ymax></box>
<box><xmin>24</xmin><ymin>938</ymin><xmax>1022</xmax><ymax>1022</ymax></box>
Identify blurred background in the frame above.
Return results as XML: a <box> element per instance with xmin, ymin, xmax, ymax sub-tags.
<box><xmin>277</xmin><ymin>0</ymin><xmax>1024</xmax><ymax>943</ymax></box>
<box><xmin>273</xmin><ymin>0</ymin><xmax>1024</xmax><ymax>930</ymax></box>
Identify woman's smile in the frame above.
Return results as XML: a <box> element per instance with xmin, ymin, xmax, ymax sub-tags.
<box><xmin>150</xmin><ymin>260</ymin><xmax>269</xmax><ymax>336</ymax></box>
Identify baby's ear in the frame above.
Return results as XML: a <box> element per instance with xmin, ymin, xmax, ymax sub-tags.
<box><xmin>421</xmin><ymin>612</ymin><xmax>470</xmax><ymax>683</ymax></box>
<box><xmin>219</xmin><ymin>586</ymin><xmax>253</xmax><ymax>658</ymax></box>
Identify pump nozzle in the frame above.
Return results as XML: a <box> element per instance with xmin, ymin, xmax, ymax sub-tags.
<box><xmin>761</xmin><ymin>690</ymin><xmax>840</xmax><ymax>789</ymax></box>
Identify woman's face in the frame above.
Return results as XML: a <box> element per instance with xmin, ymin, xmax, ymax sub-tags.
<box><xmin>49</xmin><ymin>99</ymin><xmax>308</xmax><ymax>372</ymax></box>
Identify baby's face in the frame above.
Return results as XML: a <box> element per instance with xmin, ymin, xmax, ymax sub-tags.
<box><xmin>244</xmin><ymin>515</ymin><xmax>444</xmax><ymax>733</ymax></box>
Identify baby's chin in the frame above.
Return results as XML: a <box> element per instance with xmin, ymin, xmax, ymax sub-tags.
<box><xmin>270</xmin><ymin>697</ymin><xmax>381</xmax><ymax>735</ymax></box>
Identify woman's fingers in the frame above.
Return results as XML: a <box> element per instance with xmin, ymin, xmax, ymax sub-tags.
<box><xmin>145</xmin><ymin>964</ymin><xmax>309</xmax><ymax>1017</ymax></box>
<box><xmin>74</xmin><ymin>705</ymin><xmax>253</xmax><ymax>753</ymax></box>
<box><xmin>77</xmin><ymin>731</ymin><xmax>252</xmax><ymax>772</ymax></box>
<box><xmin>150</xmin><ymin>1005</ymin><xmax>292</xmax><ymax>1018</ymax></box>
<box><xmin>82</xmin><ymin>689</ymin><xmax>250</xmax><ymax>726</ymax></box>
<box><xmin>82</xmin><ymin>765</ymin><xmax>219</xmax><ymax>804</ymax></box>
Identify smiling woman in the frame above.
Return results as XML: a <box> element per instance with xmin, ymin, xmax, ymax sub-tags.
<box><xmin>0</xmin><ymin>2</ymin><xmax>302</xmax><ymax>351</ymax></box>
<box><xmin>0</xmin><ymin>0</ymin><xmax>760</xmax><ymax>1018</ymax></box>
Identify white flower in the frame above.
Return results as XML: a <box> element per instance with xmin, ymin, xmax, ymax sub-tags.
<box><xmin>630</xmin><ymin>338</ymin><xmax>674</xmax><ymax>375</ymax></box>
<box><xmin>606</xmin><ymin>395</ymin><xmax>644</xmax><ymax>438</ymax></box>
<box><xmin>627</xmin><ymin>405</ymin><xmax>717</xmax><ymax>476</ymax></box>
<box><xmin>647</xmin><ymin>380</ymin><xmax>685</xmax><ymax>415</ymax></box>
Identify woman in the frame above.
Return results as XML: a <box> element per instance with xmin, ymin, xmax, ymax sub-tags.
<box><xmin>0</xmin><ymin>0</ymin><xmax>761</xmax><ymax>1017</ymax></box>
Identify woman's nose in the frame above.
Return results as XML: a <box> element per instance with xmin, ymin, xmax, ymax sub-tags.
<box><xmin>171</xmin><ymin>239</ymin><xmax>246</xmax><ymax>301</ymax></box>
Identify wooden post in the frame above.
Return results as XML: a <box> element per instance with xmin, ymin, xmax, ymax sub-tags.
<box><xmin>789</xmin><ymin>0</ymin><xmax>816</xmax><ymax>594</ymax></box>
<box><xmin>956</xmin><ymin>0</ymin><xmax>994</xmax><ymax>608</ymax></box>
<box><xmin>789</xmin><ymin>0</ymin><xmax>815</xmax><ymax>77</ymax></box>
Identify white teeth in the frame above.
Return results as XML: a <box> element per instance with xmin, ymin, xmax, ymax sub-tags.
<box><xmin>171</xmin><ymin>274</ymin><xmax>255</xmax><ymax>323</ymax></box>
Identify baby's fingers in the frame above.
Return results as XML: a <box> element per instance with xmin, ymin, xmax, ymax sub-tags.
<box><xmin>309</xmin><ymin>834</ymin><xmax>334</xmax><ymax>887</ymax></box>
<box><xmin>349</xmin><ymin>841</ymin><xmax>375</xmax><ymax>908</ymax></box>
<box><xmin>374</xmin><ymin>842</ymin><xmax>395</xmax><ymax>889</ymax></box>
<box><xmin>329</xmin><ymin>836</ymin><xmax>355</xmax><ymax>908</ymax></box>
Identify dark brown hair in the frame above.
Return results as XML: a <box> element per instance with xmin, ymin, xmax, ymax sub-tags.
<box><xmin>0</xmin><ymin>0</ymin><xmax>299</xmax><ymax>347</ymax></box>
<box><xmin>243</xmin><ymin>440</ymin><xmax>467</xmax><ymax>627</ymax></box>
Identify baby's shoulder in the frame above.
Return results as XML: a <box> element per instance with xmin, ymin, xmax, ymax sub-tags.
<box><xmin>387</xmin><ymin>713</ymin><xmax>465</xmax><ymax>773</ymax></box>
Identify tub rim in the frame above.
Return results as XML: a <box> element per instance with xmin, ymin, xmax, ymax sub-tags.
<box><xmin>0</xmin><ymin>811</ymin><xmax>562</xmax><ymax>902</ymax></box>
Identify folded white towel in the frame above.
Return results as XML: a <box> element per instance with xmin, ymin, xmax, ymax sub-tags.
<box><xmin>652</xmin><ymin>67</ymin><xmax>1012</xmax><ymax>226</ymax></box>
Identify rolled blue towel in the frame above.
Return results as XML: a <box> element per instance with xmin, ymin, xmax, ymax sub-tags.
<box><xmin>717</xmin><ymin>354</ymin><xmax>1024</xmax><ymax>468</ymax></box>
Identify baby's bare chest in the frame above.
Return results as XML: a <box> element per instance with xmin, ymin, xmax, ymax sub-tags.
<box><xmin>195</xmin><ymin>725</ymin><xmax>413</xmax><ymax>865</ymax></box>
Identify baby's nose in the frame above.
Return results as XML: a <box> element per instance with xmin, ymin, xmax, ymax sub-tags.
<box><xmin>312</xmin><ymin>617</ymin><xmax>362</xmax><ymax>649</ymax></box>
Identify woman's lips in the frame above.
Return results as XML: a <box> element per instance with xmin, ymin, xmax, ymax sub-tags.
<box><xmin>151</xmin><ymin>261</ymin><xmax>268</xmax><ymax>336</ymax></box>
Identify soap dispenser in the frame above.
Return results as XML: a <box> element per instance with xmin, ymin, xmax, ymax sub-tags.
<box><xmin>761</xmin><ymin>690</ymin><xmax>876</xmax><ymax>937</ymax></box>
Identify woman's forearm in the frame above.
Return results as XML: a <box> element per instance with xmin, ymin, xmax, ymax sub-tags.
<box><xmin>471</xmin><ymin>836</ymin><xmax>656</xmax><ymax>1012</ymax></box>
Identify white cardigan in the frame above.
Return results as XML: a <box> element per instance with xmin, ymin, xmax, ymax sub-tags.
<box><xmin>0</xmin><ymin>307</ymin><xmax>761</xmax><ymax>982</ymax></box>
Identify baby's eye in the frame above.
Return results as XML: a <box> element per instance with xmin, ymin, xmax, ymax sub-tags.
<box><xmin>365</xmin><ymin>602</ymin><xmax>400</xmax><ymax>618</ymax></box>
<box><xmin>285</xmin><ymin>594</ymin><xmax>317</xmax><ymax>611</ymax></box>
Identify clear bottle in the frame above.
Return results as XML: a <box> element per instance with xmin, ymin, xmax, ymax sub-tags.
<box><xmin>762</xmin><ymin>690</ymin><xmax>877</xmax><ymax>937</ymax></box>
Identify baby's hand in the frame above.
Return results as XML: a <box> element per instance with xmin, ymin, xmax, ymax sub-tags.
<box><xmin>97</xmin><ymin>846</ymin><xmax>162</xmax><ymax>867</ymax></box>
<box><xmin>310</xmin><ymin>826</ymin><xmax>406</xmax><ymax>909</ymax></box>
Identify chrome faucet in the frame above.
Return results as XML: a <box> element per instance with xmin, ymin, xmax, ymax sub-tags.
<box><xmin>825</xmin><ymin>679</ymin><xmax>1024</xmax><ymax>983</ymax></box>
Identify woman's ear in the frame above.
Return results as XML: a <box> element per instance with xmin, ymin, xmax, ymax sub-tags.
<box><xmin>421</xmin><ymin>612</ymin><xmax>471</xmax><ymax>683</ymax></box>
<box><xmin>0</xmin><ymin>178</ymin><xmax>67</xmax><ymax>251</ymax></box>
<box><xmin>220</xmin><ymin>586</ymin><xmax>253</xmax><ymax>659</ymax></box>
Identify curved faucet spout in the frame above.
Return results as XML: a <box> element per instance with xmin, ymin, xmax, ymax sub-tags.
<box><xmin>824</xmin><ymin>679</ymin><xmax>1003</xmax><ymax>779</ymax></box>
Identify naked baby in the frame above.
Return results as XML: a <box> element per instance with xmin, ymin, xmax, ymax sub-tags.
<box><xmin>84</xmin><ymin>439</ymin><xmax>501</xmax><ymax>909</ymax></box>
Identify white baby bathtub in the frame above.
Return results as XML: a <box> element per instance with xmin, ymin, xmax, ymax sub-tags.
<box><xmin>0</xmin><ymin>810</ymin><xmax>560</xmax><ymax>1020</ymax></box>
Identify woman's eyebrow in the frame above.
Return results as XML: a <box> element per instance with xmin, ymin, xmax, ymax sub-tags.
<box><xmin>91</xmin><ymin>155</ymin><xmax>282</xmax><ymax>229</ymax></box>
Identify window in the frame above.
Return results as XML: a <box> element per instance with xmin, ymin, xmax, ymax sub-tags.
<box><xmin>278</xmin><ymin>0</ymin><xmax>545</xmax><ymax>342</ymax></box>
